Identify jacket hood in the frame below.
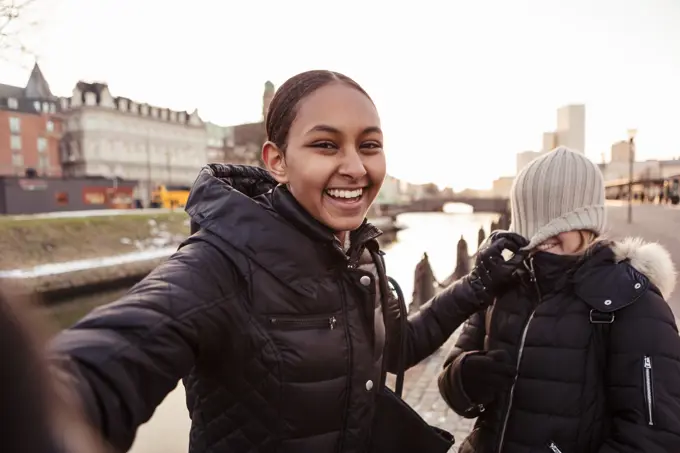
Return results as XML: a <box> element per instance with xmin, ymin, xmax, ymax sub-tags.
<box><xmin>186</xmin><ymin>164</ymin><xmax>277</xmax><ymax>215</ymax></box>
<box><xmin>184</xmin><ymin>164</ymin><xmax>382</xmax><ymax>298</ymax></box>
<box><xmin>566</xmin><ymin>237</ymin><xmax>676</xmax><ymax>314</ymax></box>
<box><xmin>611</xmin><ymin>237</ymin><xmax>676</xmax><ymax>299</ymax></box>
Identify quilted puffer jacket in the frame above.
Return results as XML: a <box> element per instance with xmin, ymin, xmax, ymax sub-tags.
<box><xmin>439</xmin><ymin>239</ymin><xmax>680</xmax><ymax>453</ymax></box>
<box><xmin>49</xmin><ymin>164</ymin><xmax>491</xmax><ymax>453</ymax></box>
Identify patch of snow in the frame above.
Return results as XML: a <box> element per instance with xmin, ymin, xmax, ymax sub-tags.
<box><xmin>6</xmin><ymin>208</ymin><xmax>178</xmax><ymax>221</ymax></box>
<box><xmin>0</xmin><ymin>247</ymin><xmax>178</xmax><ymax>279</ymax></box>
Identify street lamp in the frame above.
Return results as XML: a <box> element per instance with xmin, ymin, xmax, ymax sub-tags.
<box><xmin>627</xmin><ymin>128</ymin><xmax>637</xmax><ymax>224</ymax></box>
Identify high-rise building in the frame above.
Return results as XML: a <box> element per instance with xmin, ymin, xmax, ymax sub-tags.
<box><xmin>610</xmin><ymin>140</ymin><xmax>631</xmax><ymax>163</ymax></box>
<box><xmin>556</xmin><ymin>104</ymin><xmax>585</xmax><ymax>153</ymax></box>
<box><xmin>541</xmin><ymin>132</ymin><xmax>557</xmax><ymax>152</ymax></box>
<box><xmin>516</xmin><ymin>150</ymin><xmax>542</xmax><ymax>174</ymax></box>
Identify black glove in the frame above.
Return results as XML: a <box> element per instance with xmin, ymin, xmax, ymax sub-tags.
<box><xmin>473</xmin><ymin>231</ymin><xmax>528</xmax><ymax>296</ymax></box>
<box><xmin>460</xmin><ymin>350</ymin><xmax>515</xmax><ymax>405</ymax></box>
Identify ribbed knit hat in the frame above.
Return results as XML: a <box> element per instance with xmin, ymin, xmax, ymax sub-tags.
<box><xmin>510</xmin><ymin>146</ymin><xmax>606</xmax><ymax>250</ymax></box>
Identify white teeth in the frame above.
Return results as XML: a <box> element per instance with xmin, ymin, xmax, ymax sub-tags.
<box><xmin>326</xmin><ymin>188</ymin><xmax>363</xmax><ymax>199</ymax></box>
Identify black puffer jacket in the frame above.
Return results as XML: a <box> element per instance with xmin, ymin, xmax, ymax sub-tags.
<box><xmin>50</xmin><ymin>164</ymin><xmax>491</xmax><ymax>453</ymax></box>
<box><xmin>440</xmin><ymin>239</ymin><xmax>680</xmax><ymax>453</ymax></box>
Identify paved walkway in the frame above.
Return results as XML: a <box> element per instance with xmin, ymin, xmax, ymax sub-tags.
<box><xmin>130</xmin><ymin>204</ymin><xmax>680</xmax><ymax>453</ymax></box>
<box><xmin>605</xmin><ymin>204</ymin><xmax>680</xmax><ymax>312</ymax></box>
<box><xmin>399</xmin><ymin>332</ymin><xmax>473</xmax><ymax>449</ymax></box>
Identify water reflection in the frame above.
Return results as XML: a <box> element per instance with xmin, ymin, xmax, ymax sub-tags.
<box><xmin>383</xmin><ymin>204</ymin><xmax>500</xmax><ymax>300</ymax></box>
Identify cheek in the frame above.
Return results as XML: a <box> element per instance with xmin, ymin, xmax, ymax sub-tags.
<box><xmin>365</xmin><ymin>154</ymin><xmax>387</xmax><ymax>185</ymax></box>
<box><xmin>285</xmin><ymin>154</ymin><xmax>330</xmax><ymax>192</ymax></box>
<box><xmin>562</xmin><ymin>233</ymin><xmax>583</xmax><ymax>253</ymax></box>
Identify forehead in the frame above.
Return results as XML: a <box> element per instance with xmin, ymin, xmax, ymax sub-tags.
<box><xmin>292</xmin><ymin>83</ymin><xmax>380</xmax><ymax>134</ymax></box>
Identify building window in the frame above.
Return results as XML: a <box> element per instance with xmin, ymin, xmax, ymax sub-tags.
<box><xmin>56</xmin><ymin>192</ymin><xmax>69</xmax><ymax>205</ymax></box>
<box><xmin>10</xmin><ymin>135</ymin><xmax>21</xmax><ymax>150</ymax></box>
<box><xmin>12</xmin><ymin>150</ymin><xmax>23</xmax><ymax>166</ymax></box>
<box><xmin>9</xmin><ymin>117</ymin><xmax>20</xmax><ymax>133</ymax></box>
<box><xmin>7</xmin><ymin>98</ymin><xmax>18</xmax><ymax>109</ymax></box>
<box><xmin>38</xmin><ymin>154</ymin><xmax>49</xmax><ymax>169</ymax></box>
<box><xmin>37</xmin><ymin>137</ymin><xmax>47</xmax><ymax>153</ymax></box>
<box><xmin>33</xmin><ymin>101</ymin><xmax>41</xmax><ymax>112</ymax></box>
<box><xmin>46</xmin><ymin>120</ymin><xmax>54</xmax><ymax>132</ymax></box>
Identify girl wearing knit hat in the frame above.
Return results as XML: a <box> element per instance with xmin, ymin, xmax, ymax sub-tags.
<box><xmin>439</xmin><ymin>146</ymin><xmax>680</xmax><ymax>453</ymax></box>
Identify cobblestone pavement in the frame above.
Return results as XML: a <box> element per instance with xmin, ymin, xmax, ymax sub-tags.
<box><xmin>399</xmin><ymin>330</ymin><xmax>473</xmax><ymax>451</ymax></box>
<box><xmin>400</xmin><ymin>204</ymin><xmax>680</xmax><ymax>451</ymax></box>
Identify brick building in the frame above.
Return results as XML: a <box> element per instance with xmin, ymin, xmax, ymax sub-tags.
<box><xmin>0</xmin><ymin>63</ymin><xmax>63</xmax><ymax>177</ymax></box>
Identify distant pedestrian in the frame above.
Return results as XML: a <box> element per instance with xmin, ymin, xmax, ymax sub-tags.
<box><xmin>439</xmin><ymin>147</ymin><xmax>680</xmax><ymax>452</ymax></box>
<box><xmin>48</xmin><ymin>70</ymin><xmax>527</xmax><ymax>453</ymax></box>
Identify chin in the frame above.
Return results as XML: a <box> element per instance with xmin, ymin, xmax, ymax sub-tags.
<box><xmin>324</xmin><ymin>215</ymin><xmax>366</xmax><ymax>233</ymax></box>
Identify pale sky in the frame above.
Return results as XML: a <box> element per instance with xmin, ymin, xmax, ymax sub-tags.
<box><xmin>2</xmin><ymin>0</ymin><xmax>679</xmax><ymax>190</ymax></box>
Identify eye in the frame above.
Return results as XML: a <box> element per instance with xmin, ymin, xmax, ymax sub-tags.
<box><xmin>360</xmin><ymin>141</ymin><xmax>383</xmax><ymax>153</ymax></box>
<box><xmin>311</xmin><ymin>141</ymin><xmax>338</xmax><ymax>150</ymax></box>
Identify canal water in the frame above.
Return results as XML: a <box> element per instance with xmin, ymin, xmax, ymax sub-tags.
<box><xmin>50</xmin><ymin>205</ymin><xmax>500</xmax><ymax>453</ymax></box>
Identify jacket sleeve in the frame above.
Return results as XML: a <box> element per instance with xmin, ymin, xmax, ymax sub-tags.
<box><xmin>598</xmin><ymin>290</ymin><xmax>680</xmax><ymax>453</ymax></box>
<box><xmin>438</xmin><ymin>310</ymin><xmax>487</xmax><ymax>418</ymax></box>
<box><xmin>48</xmin><ymin>240</ymin><xmax>240</xmax><ymax>452</ymax></box>
<box><xmin>385</xmin><ymin>273</ymin><xmax>490</xmax><ymax>372</ymax></box>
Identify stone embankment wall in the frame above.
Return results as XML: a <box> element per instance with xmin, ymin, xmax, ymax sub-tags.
<box><xmin>0</xmin><ymin>212</ymin><xmax>190</xmax><ymax>297</ymax></box>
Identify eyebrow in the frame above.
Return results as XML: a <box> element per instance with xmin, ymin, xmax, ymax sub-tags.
<box><xmin>307</xmin><ymin>125</ymin><xmax>383</xmax><ymax>135</ymax></box>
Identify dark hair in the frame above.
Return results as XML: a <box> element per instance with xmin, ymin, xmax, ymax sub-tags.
<box><xmin>265</xmin><ymin>70</ymin><xmax>373</xmax><ymax>153</ymax></box>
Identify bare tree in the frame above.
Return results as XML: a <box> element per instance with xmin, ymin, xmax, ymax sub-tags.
<box><xmin>1</xmin><ymin>0</ymin><xmax>38</xmax><ymax>58</ymax></box>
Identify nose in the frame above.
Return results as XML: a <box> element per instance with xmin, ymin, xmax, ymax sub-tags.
<box><xmin>339</xmin><ymin>148</ymin><xmax>367</xmax><ymax>180</ymax></box>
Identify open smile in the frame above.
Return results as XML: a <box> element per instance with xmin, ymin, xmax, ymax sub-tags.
<box><xmin>324</xmin><ymin>187</ymin><xmax>367</xmax><ymax>204</ymax></box>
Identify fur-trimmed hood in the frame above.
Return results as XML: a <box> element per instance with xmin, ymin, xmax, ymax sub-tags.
<box><xmin>611</xmin><ymin>237</ymin><xmax>677</xmax><ymax>300</ymax></box>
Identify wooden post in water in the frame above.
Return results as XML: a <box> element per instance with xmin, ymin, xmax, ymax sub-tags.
<box><xmin>409</xmin><ymin>252</ymin><xmax>437</xmax><ymax>314</ymax></box>
<box><xmin>477</xmin><ymin>225</ymin><xmax>486</xmax><ymax>248</ymax></box>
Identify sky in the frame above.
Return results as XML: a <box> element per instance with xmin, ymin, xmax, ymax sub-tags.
<box><xmin>2</xmin><ymin>0</ymin><xmax>679</xmax><ymax>190</ymax></box>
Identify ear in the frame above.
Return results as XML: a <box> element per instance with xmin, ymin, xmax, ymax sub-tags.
<box><xmin>262</xmin><ymin>141</ymin><xmax>289</xmax><ymax>184</ymax></box>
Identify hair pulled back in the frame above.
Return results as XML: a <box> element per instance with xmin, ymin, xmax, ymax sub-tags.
<box><xmin>265</xmin><ymin>70</ymin><xmax>373</xmax><ymax>153</ymax></box>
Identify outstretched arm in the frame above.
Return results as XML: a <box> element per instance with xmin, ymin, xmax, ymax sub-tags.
<box><xmin>48</xmin><ymin>239</ymin><xmax>240</xmax><ymax>452</ymax></box>
<box><xmin>382</xmin><ymin>231</ymin><xmax>526</xmax><ymax>374</ymax></box>
<box><xmin>385</xmin><ymin>273</ymin><xmax>491</xmax><ymax>371</ymax></box>
<box><xmin>598</xmin><ymin>291</ymin><xmax>680</xmax><ymax>452</ymax></box>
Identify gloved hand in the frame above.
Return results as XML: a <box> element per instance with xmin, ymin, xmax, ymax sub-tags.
<box><xmin>460</xmin><ymin>350</ymin><xmax>515</xmax><ymax>405</ymax></box>
<box><xmin>472</xmin><ymin>231</ymin><xmax>528</xmax><ymax>297</ymax></box>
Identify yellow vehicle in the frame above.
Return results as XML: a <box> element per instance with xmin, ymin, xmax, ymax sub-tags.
<box><xmin>150</xmin><ymin>184</ymin><xmax>191</xmax><ymax>209</ymax></box>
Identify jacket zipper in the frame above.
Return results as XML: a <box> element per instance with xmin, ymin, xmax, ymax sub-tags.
<box><xmin>643</xmin><ymin>355</ymin><xmax>655</xmax><ymax>425</ymax></box>
<box><xmin>337</xmin><ymin>271</ymin><xmax>353</xmax><ymax>453</ymax></box>
<box><xmin>548</xmin><ymin>441</ymin><xmax>563</xmax><ymax>453</ymax></box>
<box><xmin>497</xmin><ymin>257</ymin><xmax>541</xmax><ymax>453</ymax></box>
<box><xmin>269</xmin><ymin>315</ymin><xmax>338</xmax><ymax>330</ymax></box>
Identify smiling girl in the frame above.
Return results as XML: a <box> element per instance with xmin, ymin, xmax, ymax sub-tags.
<box><xmin>48</xmin><ymin>70</ymin><xmax>526</xmax><ymax>453</ymax></box>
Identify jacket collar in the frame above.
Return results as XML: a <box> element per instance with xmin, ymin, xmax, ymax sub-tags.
<box><xmin>186</xmin><ymin>165</ymin><xmax>383</xmax><ymax>298</ymax></box>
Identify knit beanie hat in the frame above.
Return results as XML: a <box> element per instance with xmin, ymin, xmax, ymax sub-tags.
<box><xmin>510</xmin><ymin>146</ymin><xmax>606</xmax><ymax>250</ymax></box>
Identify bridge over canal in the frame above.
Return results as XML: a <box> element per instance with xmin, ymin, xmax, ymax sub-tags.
<box><xmin>376</xmin><ymin>195</ymin><xmax>509</xmax><ymax>217</ymax></box>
